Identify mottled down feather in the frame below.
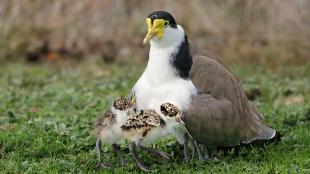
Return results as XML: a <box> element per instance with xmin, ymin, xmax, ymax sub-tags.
<box><xmin>121</xmin><ymin>110</ymin><xmax>164</xmax><ymax>130</ymax></box>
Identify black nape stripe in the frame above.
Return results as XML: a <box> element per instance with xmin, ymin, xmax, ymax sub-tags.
<box><xmin>148</xmin><ymin>11</ymin><xmax>177</xmax><ymax>28</ymax></box>
<box><xmin>170</xmin><ymin>35</ymin><xmax>192</xmax><ymax>79</ymax></box>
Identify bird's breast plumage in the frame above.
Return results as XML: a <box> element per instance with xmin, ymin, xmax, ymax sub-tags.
<box><xmin>133</xmin><ymin>74</ymin><xmax>196</xmax><ymax>112</ymax></box>
<box><xmin>133</xmin><ymin>39</ymin><xmax>196</xmax><ymax>112</ymax></box>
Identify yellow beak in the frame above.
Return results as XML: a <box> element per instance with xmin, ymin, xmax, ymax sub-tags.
<box><xmin>143</xmin><ymin>18</ymin><xmax>166</xmax><ymax>45</ymax></box>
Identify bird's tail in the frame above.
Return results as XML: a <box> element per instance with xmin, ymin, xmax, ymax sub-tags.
<box><xmin>242</xmin><ymin>106</ymin><xmax>281</xmax><ymax>145</ymax></box>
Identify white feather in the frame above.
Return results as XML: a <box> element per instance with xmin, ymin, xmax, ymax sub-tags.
<box><xmin>98</xmin><ymin>107</ymin><xmax>131</xmax><ymax>144</ymax></box>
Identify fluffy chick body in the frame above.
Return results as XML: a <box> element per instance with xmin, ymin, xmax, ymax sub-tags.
<box><xmin>160</xmin><ymin>102</ymin><xmax>187</xmax><ymax>144</ymax></box>
<box><xmin>94</xmin><ymin>97</ymin><xmax>133</xmax><ymax>144</ymax></box>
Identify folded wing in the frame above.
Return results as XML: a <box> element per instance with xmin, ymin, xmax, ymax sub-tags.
<box><xmin>185</xmin><ymin>55</ymin><xmax>276</xmax><ymax>147</ymax></box>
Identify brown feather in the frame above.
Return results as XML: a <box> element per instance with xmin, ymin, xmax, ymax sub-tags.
<box><xmin>121</xmin><ymin>109</ymin><xmax>162</xmax><ymax>130</ymax></box>
<box><xmin>185</xmin><ymin>55</ymin><xmax>276</xmax><ymax>147</ymax></box>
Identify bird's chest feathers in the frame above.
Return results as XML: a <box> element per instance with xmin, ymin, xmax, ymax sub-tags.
<box><xmin>133</xmin><ymin>47</ymin><xmax>196</xmax><ymax>111</ymax></box>
<box><xmin>135</xmin><ymin>78</ymin><xmax>192</xmax><ymax>108</ymax></box>
<box><xmin>146</xmin><ymin>47</ymin><xmax>176</xmax><ymax>83</ymax></box>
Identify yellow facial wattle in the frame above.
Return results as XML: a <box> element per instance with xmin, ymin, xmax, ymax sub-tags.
<box><xmin>143</xmin><ymin>18</ymin><xmax>168</xmax><ymax>44</ymax></box>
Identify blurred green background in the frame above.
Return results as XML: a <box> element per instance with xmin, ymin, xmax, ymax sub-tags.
<box><xmin>0</xmin><ymin>0</ymin><xmax>309</xmax><ymax>65</ymax></box>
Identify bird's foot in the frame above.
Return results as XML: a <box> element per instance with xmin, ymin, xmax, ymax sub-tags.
<box><xmin>129</xmin><ymin>142</ymin><xmax>150</xmax><ymax>172</ymax></box>
<box><xmin>152</xmin><ymin>149</ymin><xmax>173</xmax><ymax>160</ymax></box>
<box><xmin>96</xmin><ymin>162</ymin><xmax>112</xmax><ymax>168</ymax></box>
<box><xmin>139</xmin><ymin>145</ymin><xmax>172</xmax><ymax>160</ymax></box>
<box><xmin>135</xmin><ymin>161</ymin><xmax>150</xmax><ymax>172</ymax></box>
<box><xmin>203</xmin><ymin>154</ymin><xmax>210</xmax><ymax>162</ymax></box>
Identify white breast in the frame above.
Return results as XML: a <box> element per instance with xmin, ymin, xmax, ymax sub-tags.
<box><xmin>134</xmin><ymin>77</ymin><xmax>195</xmax><ymax>112</ymax></box>
<box><xmin>133</xmin><ymin>47</ymin><xmax>195</xmax><ymax>109</ymax></box>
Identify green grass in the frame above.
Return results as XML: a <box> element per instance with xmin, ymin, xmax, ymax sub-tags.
<box><xmin>0</xmin><ymin>59</ymin><xmax>310</xmax><ymax>173</ymax></box>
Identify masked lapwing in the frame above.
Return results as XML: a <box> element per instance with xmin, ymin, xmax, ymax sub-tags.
<box><xmin>131</xmin><ymin>11</ymin><xmax>277</xmax><ymax>160</ymax></box>
<box><xmin>131</xmin><ymin>11</ymin><xmax>197</xmax><ymax>154</ymax></box>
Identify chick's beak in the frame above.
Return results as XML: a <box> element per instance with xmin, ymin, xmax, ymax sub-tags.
<box><xmin>143</xmin><ymin>18</ymin><xmax>166</xmax><ymax>45</ymax></box>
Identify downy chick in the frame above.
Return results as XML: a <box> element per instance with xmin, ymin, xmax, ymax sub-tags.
<box><xmin>161</xmin><ymin>103</ymin><xmax>207</xmax><ymax>163</ymax></box>
<box><xmin>160</xmin><ymin>102</ymin><xmax>191</xmax><ymax>163</ymax></box>
<box><xmin>121</xmin><ymin>102</ymin><xmax>183</xmax><ymax>171</ymax></box>
<box><xmin>93</xmin><ymin>97</ymin><xmax>133</xmax><ymax>168</ymax></box>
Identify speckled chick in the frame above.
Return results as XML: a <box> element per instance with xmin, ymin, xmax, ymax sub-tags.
<box><xmin>94</xmin><ymin>97</ymin><xmax>133</xmax><ymax>144</ymax></box>
<box><xmin>93</xmin><ymin>97</ymin><xmax>133</xmax><ymax>168</ymax></box>
<box><xmin>160</xmin><ymin>102</ymin><xmax>187</xmax><ymax>145</ymax></box>
<box><xmin>160</xmin><ymin>102</ymin><xmax>194</xmax><ymax>163</ymax></box>
<box><xmin>121</xmin><ymin>103</ymin><xmax>184</xmax><ymax>171</ymax></box>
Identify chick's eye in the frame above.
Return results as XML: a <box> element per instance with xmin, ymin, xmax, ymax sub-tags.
<box><xmin>164</xmin><ymin>22</ymin><xmax>168</xmax><ymax>26</ymax></box>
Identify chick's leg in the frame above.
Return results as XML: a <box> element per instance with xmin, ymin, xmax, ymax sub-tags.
<box><xmin>95</xmin><ymin>139</ymin><xmax>111</xmax><ymax>168</ymax></box>
<box><xmin>128</xmin><ymin>142</ymin><xmax>149</xmax><ymax>172</ymax></box>
<box><xmin>96</xmin><ymin>139</ymin><xmax>102</xmax><ymax>165</ymax></box>
<box><xmin>112</xmin><ymin>143</ymin><xmax>127</xmax><ymax>167</ymax></box>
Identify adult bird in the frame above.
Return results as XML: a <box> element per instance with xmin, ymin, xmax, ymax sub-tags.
<box><xmin>132</xmin><ymin>11</ymin><xmax>277</xmax><ymax>160</ymax></box>
<box><xmin>131</xmin><ymin>11</ymin><xmax>196</xmax><ymax>155</ymax></box>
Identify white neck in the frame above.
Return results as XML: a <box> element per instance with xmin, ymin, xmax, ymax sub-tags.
<box><xmin>145</xmin><ymin>25</ymin><xmax>185</xmax><ymax>83</ymax></box>
<box><xmin>150</xmin><ymin>25</ymin><xmax>185</xmax><ymax>48</ymax></box>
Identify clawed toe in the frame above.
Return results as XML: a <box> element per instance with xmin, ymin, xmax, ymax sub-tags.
<box><xmin>140</xmin><ymin>146</ymin><xmax>172</xmax><ymax>160</ymax></box>
<box><xmin>155</xmin><ymin>150</ymin><xmax>172</xmax><ymax>160</ymax></box>
<box><xmin>136</xmin><ymin>162</ymin><xmax>150</xmax><ymax>172</ymax></box>
<box><xmin>203</xmin><ymin>155</ymin><xmax>210</xmax><ymax>162</ymax></box>
<box><xmin>96</xmin><ymin>162</ymin><xmax>112</xmax><ymax>168</ymax></box>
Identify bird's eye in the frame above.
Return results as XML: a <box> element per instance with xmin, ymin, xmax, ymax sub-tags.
<box><xmin>164</xmin><ymin>21</ymin><xmax>168</xmax><ymax>26</ymax></box>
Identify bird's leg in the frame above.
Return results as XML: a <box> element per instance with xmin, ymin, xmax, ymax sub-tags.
<box><xmin>183</xmin><ymin>133</ymin><xmax>190</xmax><ymax>163</ymax></box>
<box><xmin>112</xmin><ymin>144</ymin><xmax>127</xmax><ymax>167</ymax></box>
<box><xmin>137</xmin><ymin>143</ymin><xmax>172</xmax><ymax>160</ymax></box>
<box><xmin>96</xmin><ymin>139</ymin><xmax>102</xmax><ymax>167</ymax></box>
<box><xmin>190</xmin><ymin>138</ymin><xmax>197</xmax><ymax>159</ymax></box>
<box><xmin>95</xmin><ymin>139</ymin><xmax>111</xmax><ymax>168</ymax></box>
<box><xmin>128</xmin><ymin>142</ymin><xmax>149</xmax><ymax>172</ymax></box>
<box><xmin>199</xmin><ymin>144</ymin><xmax>206</xmax><ymax>155</ymax></box>
<box><xmin>200</xmin><ymin>144</ymin><xmax>210</xmax><ymax>161</ymax></box>
<box><xmin>194</xmin><ymin>140</ymin><xmax>204</xmax><ymax>161</ymax></box>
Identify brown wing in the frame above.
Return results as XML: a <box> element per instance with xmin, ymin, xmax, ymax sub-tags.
<box><xmin>185</xmin><ymin>55</ymin><xmax>276</xmax><ymax>146</ymax></box>
<box><xmin>121</xmin><ymin>115</ymin><xmax>145</xmax><ymax>130</ymax></box>
<box><xmin>142</xmin><ymin>110</ymin><xmax>162</xmax><ymax>126</ymax></box>
<box><xmin>121</xmin><ymin>109</ymin><xmax>161</xmax><ymax>130</ymax></box>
